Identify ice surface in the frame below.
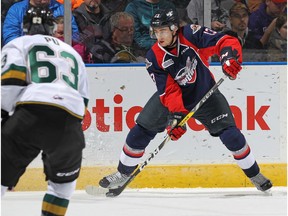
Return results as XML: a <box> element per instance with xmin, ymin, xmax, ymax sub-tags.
<box><xmin>1</xmin><ymin>187</ymin><xmax>287</xmax><ymax>216</ymax></box>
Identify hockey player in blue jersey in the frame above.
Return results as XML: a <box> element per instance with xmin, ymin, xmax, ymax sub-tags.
<box><xmin>99</xmin><ymin>8</ymin><xmax>272</xmax><ymax>192</ymax></box>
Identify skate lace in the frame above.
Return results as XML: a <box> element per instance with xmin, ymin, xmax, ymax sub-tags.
<box><xmin>106</xmin><ymin>172</ymin><xmax>126</xmax><ymax>183</ymax></box>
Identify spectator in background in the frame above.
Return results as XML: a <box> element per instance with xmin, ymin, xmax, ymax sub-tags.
<box><xmin>267</xmin><ymin>13</ymin><xmax>287</xmax><ymax>61</ymax></box>
<box><xmin>248</xmin><ymin>0</ymin><xmax>287</xmax><ymax>44</ymax></box>
<box><xmin>186</xmin><ymin>0</ymin><xmax>203</xmax><ymax>25</ymax></box>
<box><xmin>57</xmin><ymin>0</ymin><xmax>83</xmax><ymax>9</ymax></box>
<box><xmin>53</xmin><ymin>16</ymin><xmax>92</xmax><ymax>63</ymax></box>
<box><xmin>102</xmin><ymin>0</ymin><xmax>131</xmax><ymax>14</ymax></box>
<box><xmin>171</xmin><ymin>0</ymin><xmax>192</xmax><ymax>26</ymax></box>
<box><xmin>125</xmin><ymin>0</ymin><xmax>176</xmax><ymax>52</ymax></box>
<box><xmin>1</xmin><ymin>0</ymin><xmax>21</xmax><ymax>47</ymax></box>
<box><xmin>109</xmin><ymin>12</ymin><xmax>146</xmax><ymax>63</ymax></box>
<box><xmin>73</xmin><ymin>0</ymin><xmax>111</xmax><ymax>40</ymax></box>
<box><xmin>226</xmin><ymin>2</ymin><xmax>263</xmax><ymax>49</ymax></box>
<box><xmin>247</xmin><ymin>0</ymin><xmax>265</xmax><ymax>12</ymax></box>
<box><xmin>73</xmin><ymin>0</ymin><xmax>115</xmax><ymax>62</ymax></box>
<box><xmin>211</xmin><ymin>0</ymin><xmax>229</xmax><ymax>31</ymax></box>
<box><xmin>1</xmin><ymin>0</ymin><xmax>20</xmax><ymax>22</ymax></box>
<box><xmin>2</xmin><ymin>0</ymin><xmax>79</xmax><ymax>45</ymax></box>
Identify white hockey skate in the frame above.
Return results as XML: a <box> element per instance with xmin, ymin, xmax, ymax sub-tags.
<box><xmin>250</xmin><ymin>173</ymin><xmax>272</xmax><ymax>192</ymax></box>
<box><xmin>99</xmin><ymin>171</ymin><xmax>129</xmax><ymax>189</ymax></box>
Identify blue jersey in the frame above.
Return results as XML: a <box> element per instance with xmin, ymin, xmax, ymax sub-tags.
<box><xmin>145</xmin><ymin>24</ymin><xmax>242</xmax><ymax>113</ymax></box>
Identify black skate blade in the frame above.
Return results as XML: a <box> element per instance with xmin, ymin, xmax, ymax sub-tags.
<box><xmin>261</xmin><ymin>181</ymin><xmax>273</xmax><ymax>191</ymax></box>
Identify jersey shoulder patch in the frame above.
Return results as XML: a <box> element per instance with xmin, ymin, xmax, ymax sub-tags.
<box><xmin>145</xmin><ymin>58</ymin><xmax>152</xmax><ymax>69</ymax></box>
<box><xmin>190</xmin><ymin>24</ymin><xmax>201</xmax><ymax>34</ymax></box>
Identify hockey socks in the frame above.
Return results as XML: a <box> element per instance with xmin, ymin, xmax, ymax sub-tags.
<box><xmin>42</xmin><ymin>193</ymin><xmax>69</xmax><ymax>216</ymax></box>
<box><xmin>220</xmin><ymin>126</ymin><xmax>259</xmax><ymax>177</ymax></box>
<box><xmin>118</xmin><ymin>124</ymin><xmax>157</xmax><ymax>174</ymax></box>
<box><xmin>231</xmin><ymin>144</ymin><xmax>260</xmax><ymax>177</ymax></box>
<box><xmin>119</xmin><ymin>142</ymin><xmax>145</xmax><ymax>174</ymax></box>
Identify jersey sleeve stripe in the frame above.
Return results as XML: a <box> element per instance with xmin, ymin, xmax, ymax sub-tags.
<box><xmin>1</xmin><ymin>78</ymin><xmax>27</xmax><ymax>86</ymax></box>
<box><xmin>2</xmin><ymin>69</ymin><xmax>26</xmax><ymax>80</ymax></box>
<box><xmin>2</xmin><ymin>64</ymin><xmax>27</xmax><ymax>81</ymax></box>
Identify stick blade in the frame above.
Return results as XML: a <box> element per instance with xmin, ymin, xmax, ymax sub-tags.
<box><xmin>85</xmin><ymin>185</ymin><xmax>126</xmax><ymax>197</ymax></box>
<box><xmin>85</xmin><ymin>185</ymin><xmax>109</xmax><ymax>196</ymax></box>
<box><xmin>105</xmin><ymin>187</ymin><xmax>124</xmax><ymax>197</ymax></box>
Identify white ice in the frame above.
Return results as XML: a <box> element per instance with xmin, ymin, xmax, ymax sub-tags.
<box><xmin>1</xmin><ymin>187</ymin><xmax>287</xmax><ymax>216</ymax></box>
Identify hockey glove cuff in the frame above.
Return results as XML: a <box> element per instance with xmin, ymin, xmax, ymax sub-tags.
<box><xmin>220</xmin><ymin>46</ymin><xmax>242</xmax><ymax>80</ymax></box>
<box><xmin>166</xmin><ymin>112</ymin><xmax>187</xmax><ymax>141</ymax></box>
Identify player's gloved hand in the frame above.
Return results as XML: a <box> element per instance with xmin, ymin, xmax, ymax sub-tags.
<box><xmin>166</xmin><ymin>112</ymin><xmax>187</xmax><ymax>141</ymax></box>
<box><xmin>220</xmin><ymin>47</ymin><xmax>242</xmax><ymax>80</ymax></box>
<box><xmin>221</xmin><ymin>58</ymin><xmax>242</xmax><ymax>80</ymax></box>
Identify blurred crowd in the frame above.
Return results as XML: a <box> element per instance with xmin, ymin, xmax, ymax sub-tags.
<box><xmin>1</xmin><ymin>0</ymin><xmax>287</xmax><ymax>63</ymax></box>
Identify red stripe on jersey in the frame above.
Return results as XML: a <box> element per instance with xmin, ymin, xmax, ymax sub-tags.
<box><xmin>160</xmin><ymin>75</ymin><xmax>188</xmax><ymax>113</ymax></box>
<box><xmin>151</xmin><ymin>43</ymin><xmax>165</xmax><ymax>70</ymax></box>
<box><xmin>233</xmin><ymin>146</ymin><xmax>251</xmax><ymax>160</ymax></box>
<box><xmin>123</xmin><ymin>145</ymin><xmax>144</xmax><ymax>158</ymax></box>
<box><xmin>151</xmin><ymin>40</ymin><xmax>188</xmax><ymax>114</ymax></box>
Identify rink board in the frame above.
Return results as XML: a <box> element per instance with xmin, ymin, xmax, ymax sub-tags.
<box><xmin>15</xmin><ymin>64</ymin><xmax>287</xmax><ymax>191</ymax></box>
<box><xmin>15</xmin><ymin>163</ymin><xmax>287</xmax><ymax>191</ymax></box>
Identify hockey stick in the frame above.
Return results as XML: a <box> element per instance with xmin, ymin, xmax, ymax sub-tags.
<box><xmin>86</xmin><ymin>75</ymin><xmax>227</xmax><ymax>197</ymax></box>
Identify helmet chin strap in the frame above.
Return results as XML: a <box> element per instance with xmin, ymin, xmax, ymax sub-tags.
<box><xmin>165</xmin><ymin>33</ymin><xmax>178</xmax><ymax>49</ymax></box>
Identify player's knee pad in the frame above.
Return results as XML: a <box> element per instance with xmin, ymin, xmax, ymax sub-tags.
<box><xmin>219</xmin><ymin>126</ymin><xmax>246</xmax><ymax>151</ymax></box>
<box><xmin>126</xmin><ymin>124</ymin><xmax>157</xmax><ymax>149</ymax></box>
<box><xmin>47</xmin><ymin>180</ymin><xmax>76</xmax><ymax>200</ymax></box>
